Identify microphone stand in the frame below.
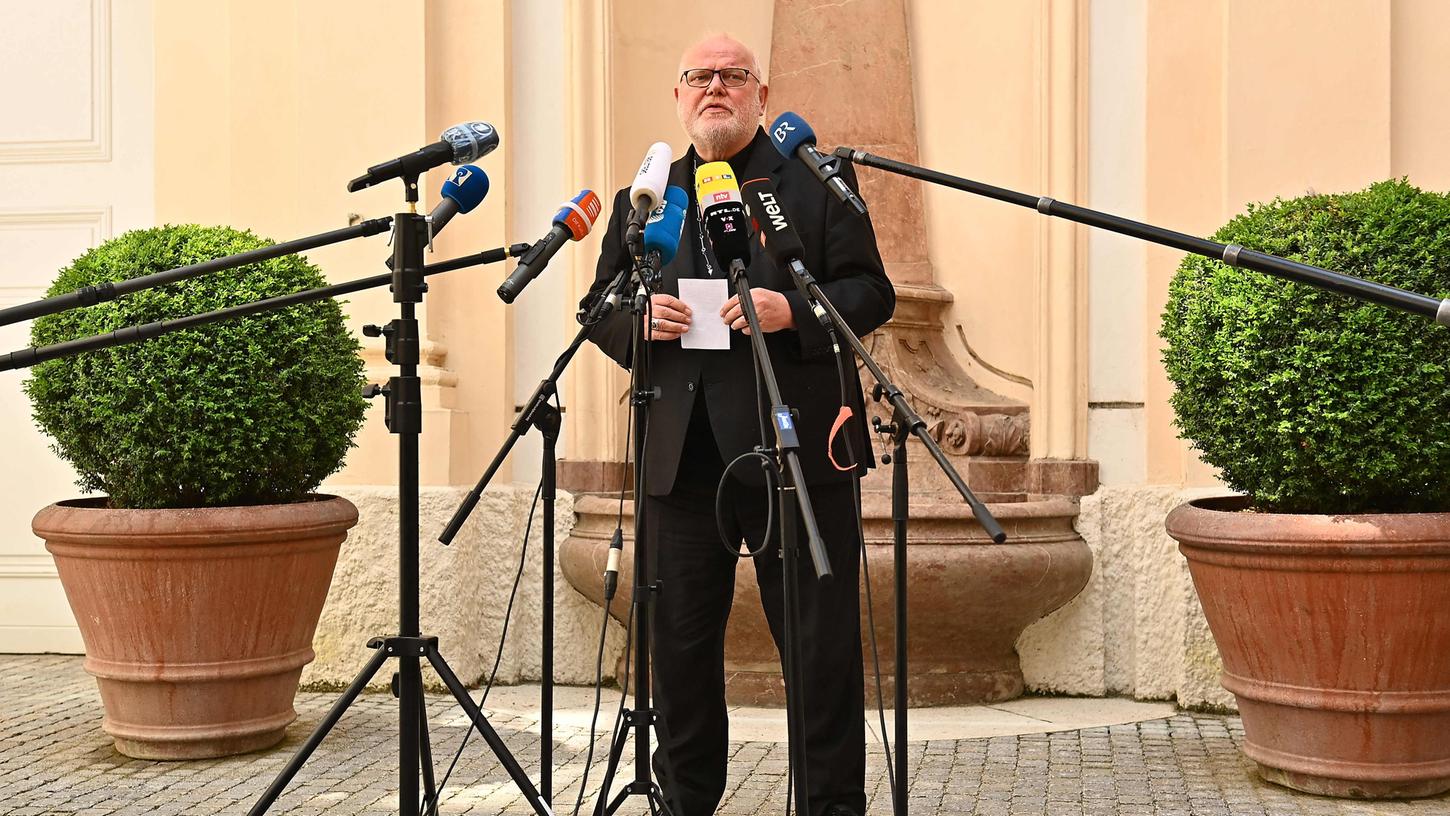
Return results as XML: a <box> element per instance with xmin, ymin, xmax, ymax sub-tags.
<box><xmin>436</xmin><ymin>258</ymin><xmax>636</xmax><ymax>805</ymax></box>
<box><xmin>237</xmin><ymin>174</ymin><xmax>554</xmax><ymax>816</ymax></box>
<box><xmin>827</xmin><ymin>146</ymin><xmax>1450</xmax><ymax>816</ymax></box>
<box><xmin>591</xmin><ymin>245</ymin><xmax>675</xmax><ymax>816</ymax></box>
<box><xmin>776</xmin><ymin>255</ymin><xmax>1005</xmax><ymax>816</ymax></box>
<box><xmin>0</xmin><ymin>221</ymin><xmax>548</xmax><ymax>815</ymax></box>
<box><xmin>725</xmin><ymin>256</ymin><xmax>831</xmax><ymax>816</ymax></box>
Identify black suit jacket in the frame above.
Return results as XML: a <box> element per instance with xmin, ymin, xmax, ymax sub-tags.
<box><xmin>584</xmin><ymin>127</ymin><xmax>895</xmax><ymax>496</ymax></box>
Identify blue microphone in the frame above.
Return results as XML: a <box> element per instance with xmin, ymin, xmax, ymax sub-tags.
<box><xmin>432</xmin><ymin>164</ymin><xmax>490</xmax><ymax>234</ymax></box>
<box><xmin>385</xmin><ymin>166</ymin><xmax>489</xmax><ymax>271</ymax></box>
<box><xmin>768</xmin><ymin>111</ymin><xmax>868</xmax><ymax>217</ymax></box>
<box><xmin>643</xmin><ymin>185</ymin><xmax>688</xmax><ymax>267</ymax></box>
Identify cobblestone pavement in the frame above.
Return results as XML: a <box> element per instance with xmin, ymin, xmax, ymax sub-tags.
<box><xmin>3</xmin><ymin>655</ymin><xmax>1448</xmax><ymax>815</ymax></box>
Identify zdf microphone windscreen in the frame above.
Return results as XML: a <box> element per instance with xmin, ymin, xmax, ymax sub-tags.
<box><xmin>643</xmin><ymin>186</ymin><xmax>688</xmax><ymax>266</ymax></box>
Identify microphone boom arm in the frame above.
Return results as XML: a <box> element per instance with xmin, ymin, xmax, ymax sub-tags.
<box><xmin>833</xmin><ymin>147</ymin><xmax>1450</xmax><ymax>326</ymax></box>
<box><xmin>784</xmin><ymin>258</ymin><xmax>1007</xmax><ymax>543</ymax></box>
<box><xmin>0</xmin><ymin>218</ymin><xmax>396</xmax><ymax>330</ymax></box>
<box><xmin>0</xmin><ymin>242</ymin><xmax>531</xmax><ymax>373</ymax></box>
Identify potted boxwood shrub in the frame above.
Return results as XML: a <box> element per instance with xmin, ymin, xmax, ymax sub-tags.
<box><xmin>26</xmin><ymin>225</ymin><xmax>367</xmax><ymax>760</ymax></box>
<box><xmin>1160</xmin><ymin>179</ymin><xmax>1450</xmax><ymax>798</ymax></box>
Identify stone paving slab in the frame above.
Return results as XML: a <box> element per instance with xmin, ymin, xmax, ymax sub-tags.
<box><xmin>3</xmin><ymin>655</ymin><xmax>1448</xmax><ymax>815</ymax></box>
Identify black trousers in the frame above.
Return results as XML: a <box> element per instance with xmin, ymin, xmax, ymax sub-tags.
<box><xmin>644</xmin><ymin>471</ymin><xmax>866</xmax><ymax>816</ymax></box>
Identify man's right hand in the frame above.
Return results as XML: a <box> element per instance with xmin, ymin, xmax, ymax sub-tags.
<box><xmin>644</xmin><ymin>293</ymin><xmax>692</xmax><ymax>341</ymax></box>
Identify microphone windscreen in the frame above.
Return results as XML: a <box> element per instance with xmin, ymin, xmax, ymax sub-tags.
<box><xmin>554</xmin><ymin>190</ymin><xmax>603</xmax><ymax>241</ymax></box>
<box><xmin>741</xmin><ymin>177</ymin><xmax>805</xmax><ymax>264</ymax></box>
<box><xmin>694</xmin><ymin>161</ymin><xmax>742</xmax><ymax>214</ymax></box>
<box><xmin>440</xmin><ymin>165</ymin><xmax>490</xmax><ymax>213</ymax></box>
<box><xmin>440</xmin><ymin>121</ymin><xmax>500</xmax><ymax>163</ymax></box>
<box><xmin>769</xmin><ymin>111</ymin><xmax>816</xmax><ymax>158</ymax></box>
<box><xmin>662</xmin><ymin>184</ymin><xmax>689</xmax><ymax>213</ymax></box>
<box><xmin>629</xmin><ymin>141</ymin><xmax>673</xmax><ymax>213</ymax></box>
<box><xmin>644</xmin><ymin>186</ymin><xmax>688</xmax><ymax>266</ymax></box>
<box><xmin>695</xmin><ymin>162</ymin><xmax>752</xmax><ymax>269</ymax></box>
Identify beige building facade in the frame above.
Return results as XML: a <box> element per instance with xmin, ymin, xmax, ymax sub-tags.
<box><xmin>4</xmin><ymin>0</ymin><xmax>1448</xmax><ymax>706</ymax></box>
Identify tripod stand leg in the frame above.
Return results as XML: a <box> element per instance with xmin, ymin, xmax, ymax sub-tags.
<box><xmin>417</xmin><ymin>686</ymin><xmax>438</xmax><ymax>816</ymax></box>
<box><xmin>426</xmin><ymin>650</ymin><xmax>553</xmax><ymax>816</ymax></box>
<box><xmin>592</xmin><ymin>712</ymin><xmax>635</xmax><ymax>816</ymax></box>
<box><xmin>248</xmin><ymin>646</ymin><xmax>390</xmax><ymax>816</ymax></box>
<box><xmin>602</xmin><ymin>785</ymin><xmax>633</xmax><ymax>816</ymax></box>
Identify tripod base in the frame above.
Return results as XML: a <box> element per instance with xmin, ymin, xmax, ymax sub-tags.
<box><xmin>248</xmin><ymin>635</ymin><xmax>550</xmax><ymax>816</ymax></box>
<box><xmin>594</xmin><ymin>707</ymin><xmax>675</xmax><ymax>816</ymax></box>
<box><xmin>602</xmin><ymin>782</ymin><xmax>673</xmax><ymax>816</ymax></box>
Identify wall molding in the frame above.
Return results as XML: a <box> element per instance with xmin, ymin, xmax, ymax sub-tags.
<box><xmin>0</xmin><ymin>0</ymin><xmax>113</xmax><ymax>164</ymax></box>
<box><xmin>0</xmin><ymin>554</ymin><xmax>59</xmax><ymax>580</ymax></box>
<box><xmin>0</xmin><ymin>207</ymin><xmax>112</xmax><ymax>303</ymax></box>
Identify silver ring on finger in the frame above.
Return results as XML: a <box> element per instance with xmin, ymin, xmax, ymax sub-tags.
<box><xmin>650</xmin><ymin>317</ymin><xmax>660</xmax><ymax>331</ymax></box>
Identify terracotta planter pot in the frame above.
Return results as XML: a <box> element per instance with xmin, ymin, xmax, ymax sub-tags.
<box><xmin>34</xmin><ymin>495</ymin><xmax>358</xmax><ymax>760</ymax></box>
<box><xmin>1167</xmin><ymin>496</ymin><xmax>1450</xmax><ymax>799</ymax></box>
<box><xmin>560</xmin><ymin>491</ymin><xmax>1091</xmax><ymax>706</ymax></box>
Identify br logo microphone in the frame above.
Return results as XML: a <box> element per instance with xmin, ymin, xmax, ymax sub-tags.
<box><xmin>768</xmin><ymin>111</ymin><xmax>869</xmax><ymax>217</ymax></box>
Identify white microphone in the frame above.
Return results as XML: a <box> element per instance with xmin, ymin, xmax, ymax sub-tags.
<box><xmin>625</xmin><ymin>141</ymin><xmax>673</xmax><ymax>253</ymax></box>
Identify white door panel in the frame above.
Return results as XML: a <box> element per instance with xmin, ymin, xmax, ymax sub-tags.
<box><xmin>0</xmin><ymin>0</ymin><xmax>153</xmax><ymax>653</ymax></box>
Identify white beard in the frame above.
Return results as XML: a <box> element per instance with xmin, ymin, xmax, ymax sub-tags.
<box><xmin>686</xmin><ymin>109</ymin><xmax>760</xmax><ymax>159</ymax></box>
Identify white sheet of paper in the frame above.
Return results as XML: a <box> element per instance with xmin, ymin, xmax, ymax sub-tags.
<box><xmin>677</xmin><ymin>278</ymin><xmax>731</xmax><ymax>350</ymax></box>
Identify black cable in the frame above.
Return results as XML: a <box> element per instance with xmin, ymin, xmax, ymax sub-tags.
<box><xmin>715</xmin><ymin>451</ymin><xmax>778</xmax><ymax>559</ymax></box>
<box><xmin>423</xmin><ymin>479</ymin><xmax>543</xmax><ymax>815</ymax></box>
<box><xmin>570</xmin><ymin>594</ymin><xmax>630</xmax><ymax>816</ymax></box>
<box><xmin>829</xmin><ymin>325</ymin><xmax>898</xmax><ymax>806</ymax></box>
<box><xmin>579</xmin><ymin>594</ymin><xmax>638</xmax><ymax>816</ymax></box>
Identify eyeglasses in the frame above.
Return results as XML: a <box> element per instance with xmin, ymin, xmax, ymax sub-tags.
<box><xmin>679</xmin><ymin>67</ymin><xmax>757</xmax><ymax>89</ymax></box>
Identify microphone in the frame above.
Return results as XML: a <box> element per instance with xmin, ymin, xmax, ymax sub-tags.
<box><xmin>497</xmin><ymin>190</ymin><xmax>603</xmax><ymax>304</ymax></box>
<box><xmin>643</xmin><ymin>186</ymin><xmax>689</xmax><ymax>268</ymax></box>
<box><xmin>767</xmin><ymin>111</ymin><xmax>868</xmax><ymax>217</ymax></box>
<box><xmin>741</xmin><ymin>177</ymin><xmax>805</xmax><ymax>265</ymax></box>
<box><xmin>742</xmin><ymin>176</ymin><xmax>830</xmax><ymax>329</ymax></box>
<box><xmin>625</xmin><ymin>142</ymin><xmax>673</xmax><ymax>252</ymax></box>
<box><xmin>430</xmin><ymin>164</ymin><xmax>491</xmax><ymax>234</ymax></box>
<box><xmin>347</xmin><ymin>121</ymin><xmax>499</xmax><ymax>192</ymax></box>
<box><xmin>385</xmin><ymin>166</ymin><xmax>489</xmax><ymax>271</ymax></box>
<box><xmin>694</xmin><ymin>161</ymin><xmax>753</xmax><ymax>273</ymax></box>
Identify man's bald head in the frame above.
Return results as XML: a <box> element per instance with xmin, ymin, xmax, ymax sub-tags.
<box><xmin>677</xmin><ymin>34</ymin><xmax>763</xmax><ymax>80</ymax></box>
<box><xmin>675</xmin><ymin>34</ymin><xmax>769</xmax><ymax>162</ymax></box>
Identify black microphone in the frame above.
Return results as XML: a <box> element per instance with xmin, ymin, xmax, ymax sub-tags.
<box><xmin>694</xmin><ymin>161</ymin><xmax>753</xmax><ymax>273</ymax></box>
<box><xmin>768</xmin><ymin>111</ymin><xmax>868</xmax><ymax>217</ymax></box>
<box><xmin>742</xmin><ymin>177</ymin><xmax>830</xmax><ymax>329</ymax></box>
<box><xmin>497</xmin><ymin>190</ymin><xmax>603</xmax><ymax>303</ymax></box>
<box><xmin>347</xmin><ymin>121</ymin><xmax>499</xmax><ymax>192</ymax></box>
<box><xmin>742</xmin><ymin>177</ymin><xmax>806</xmax><ymax>264</ymax></box>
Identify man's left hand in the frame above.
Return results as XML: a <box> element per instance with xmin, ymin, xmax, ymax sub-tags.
<box><xmin>721</xmin><ymin>290</ymin><xmax>795</xmax><ymax>335</ymax></box>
